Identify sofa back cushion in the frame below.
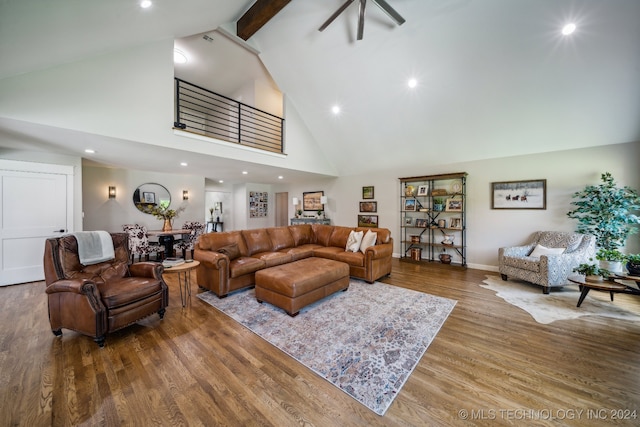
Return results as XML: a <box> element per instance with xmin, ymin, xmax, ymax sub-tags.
<box><xmin>329</xmin><ymin>226</ymin><xmax>353</xmax><ymax>248</ymax></box>
<box><xmin>537</xmin><ymin>231</ymin><xmax>582</xmax><ymax>252</ymax></box>
<box><xmin>198</xmin><ymin>231</ymin><xmax>249</xmax><ymax>256</ymax></box>
<box><xmin>266</xmin><ymin>227</ymin><xmax>295</xmax><ymax>251</ymax></box>
<box><xmin>289</xmin><ymin>225</ymin><xmax>314</xmax><ymax>246</ymax></box>
<box><xmin>313</xmin><ymin>224</ymin><xmax>335</xmax><ymax>246</ymax></box>
<box><xmin>242</xmin><ymin>229</ymin><xmax>273</xmax><ymax>255</ymax></box>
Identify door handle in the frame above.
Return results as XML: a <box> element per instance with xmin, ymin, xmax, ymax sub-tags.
<box><xmin>54</xmin><ymin>229</ymin><xmax>65</xmax><ymax>233</ymax></box>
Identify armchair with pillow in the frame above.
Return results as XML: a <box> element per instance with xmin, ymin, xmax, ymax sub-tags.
<box><xmin>498</xmin><ymin>231</ymin><xmax>596</xmax><ymax>294</ymax></box>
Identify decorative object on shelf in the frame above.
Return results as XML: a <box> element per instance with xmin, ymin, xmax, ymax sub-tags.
<box><xmin>417</xmin><ymin>185</ymin><xmax>429</xmax><ymax>196</ymax></box>
<box><xmin>415</xmin><ymin>218</ymin><xmax>427</xmax><ymax>228</ymax></box>
<box><xmin>431</xmin><ymin>189</ymin><xmax>448</xmax><ymax>196</ymax></box>
<box><xmin>491</xmin><ymin>179</ymin><xmax>547</xmax><ymax>209</ymax></box>
<box><xmin>249</xmin><ymin>191</ymin><xmax>268</xmax><ymax>218</ymax></box>
<box><xmin>404</xmin><ymin>217</ymin><xmax>413</xmax><ymax>226</ymax></box>
<box><xmin>404</xmin><ymin>185</ymin><xmax>415</xmax><ymax>197</ymax></box>
<box><xmin>432</xmin><ymin>198</ymin><xmax>445</xmax><ymax>212</ymax></box>
<box><xmin>445</xmin><ymin>198</ymin><xmax>463</xmax><ymax>212</ymax></box>
<box><xmin>449</xmin><ymin>218</ymin><xmax>462</xmax><ymax>229</ymax></box>
<box><xmin>438</xmin><ymin>219</ymin><xmax>446</xmax><ymax>228</ymax></box>
<box><xmin>360</xmin><ymin>201</ymin><xmax>377</xmax><ymax>212</ymax></box>
<box><xmin>362</xmin><ymin>186</ymin><xmax>374</xmax><ymax>199</ymax></box>
<box><xmin>439</xmin><ymin>251</ymin><xmax>452</xmax><ymax>264</ymax></box>
<box><xmin>404</xmin><ymin>199</ymin><xmax>417</xmax><ymax>211</ymax></box>
<box><xmin>410</xmin><ymin>247</ymin><xmax>422</xmax><ymax>261</ymax></box>
<box><xmin>411</xmin><ymin>235</ymin><xmax>421</xmax><ymax>243</ymax></box>
<box><xmin>358</xmin><ymin>215</ymin><xmax>378</xmax><ymax>228</ymax></box>
<box><xmin>303</xmin><ymin>191</ymin><xmax>324</xmax><ymax>211</ymax></box>
<box><xmin>450</xmin><ymin>181</ymin><xmax>462</xmax><ymax>194</ymax></box>
<box><xmin>442</xmin><ymin>234</ymin><xmax>454</xmax><ymax>245</ymax></box>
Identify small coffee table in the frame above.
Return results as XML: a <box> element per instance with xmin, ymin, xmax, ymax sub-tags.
<box><xmin>162</xmin><ymin>260</ymin><xmax>200</xmax><ymax>307</ymax></box>
<box><xmin>568</xmin><ymin>274</ymin><xmax>638</xmax><ymax>307</ymax></box>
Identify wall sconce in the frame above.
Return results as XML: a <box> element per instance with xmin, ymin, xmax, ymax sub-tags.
<box><xmin>183</xmin><ymin>190</ymin><xmax>189</xmax><ymax>200</ymax></box>
<box><xmin>292</xmin><ymin>197</ymin><xmax>299</xmax><ymax>206</ymax></box>
<box><xmin>108</xmin><ymin>186</ymin><xmax>116</xmax><ymax>199</ymax></box>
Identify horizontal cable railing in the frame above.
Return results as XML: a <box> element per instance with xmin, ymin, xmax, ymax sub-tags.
<box><xmin>174</xmin><ymin>78</ymin><xmax>284</xmax><ymax>154</ymax></box>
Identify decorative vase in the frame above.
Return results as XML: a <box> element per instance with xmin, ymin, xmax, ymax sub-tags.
<box><xmin>162</xmin><ymin>218</ymin><xmax>172</xmax><ymax>232</ymax></box>
<box><xmin>599</xmin><ymin>260</ymin><xmax>622</xmax><ymax>274</ymax></box>
<box><xmin>439</xmin><ymin>253</ymin><xmax>451</xmax><ymax>264</ymax></box>
<box><xmin>626</xmin><ymin>262</ymin><xmax>640</xmax><ymax>276</ymax></box>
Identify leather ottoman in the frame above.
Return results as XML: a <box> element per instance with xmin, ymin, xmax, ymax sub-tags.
<box><xmin>255</xmin><ymin>257</ymin><xmax>349</xmax><ymax>316</ymax></box>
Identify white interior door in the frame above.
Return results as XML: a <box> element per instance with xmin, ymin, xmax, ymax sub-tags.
<box><xmin>0</xmin><ymin>168</ymin><xmax>69</xmax><ymax>286</ymax></box>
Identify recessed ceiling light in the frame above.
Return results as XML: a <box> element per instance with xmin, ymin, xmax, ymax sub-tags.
<box><xmin>140</xmin><ymin>1</ymin><xmax>152</xmax><ymax>9</ymax></box>
<box><xmin>173</xmin><ymin>49</ymin><xmax>187</xmax><ymax>64</ymax></box>
<box><xmin>278</xmin><ymin>176</ymin><xmax>283</xmax><ymax>180</ymax></box>
<box><xmin>180</xmin><ymin>162</ymin><xmax>188</xmax><ymax>166</ymax></box>
<box><xmin>332</xmin><ymin>105</ymin><xmax>341</xmax><ymax>115</ymax></box>
<box><xmin>84</xmin><ymin>149</ymin><xmax>95</xmax><ymax>154</ymax></box>
<box><xmin>242</xmin><ymin>171</ymin><xmax>248</xmax><ymax>175</ymax></box>
<box><xmin>562</xmin><ymin>23</ymin><xmax>576</xmax><ymax>35</ymax></box>
<box><xmin>408</xmin><ymin>78</ymin><xmax>417</xmax><ymax>88</ymax></box>
<box><xmin>218</xmin><ymin>180</ymin><xmax>224</xmax><ymax>184</ymax></box>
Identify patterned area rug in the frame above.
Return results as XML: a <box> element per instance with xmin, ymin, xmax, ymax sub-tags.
<box><xmin>481</xmin><ymin>275</ymin><xmax>640</xmax><ymax>324</ymax></box>
<box><xmin>197</xmin><ymin>279</ymin><xmax>456</xmax><ymax>415</ymax></box>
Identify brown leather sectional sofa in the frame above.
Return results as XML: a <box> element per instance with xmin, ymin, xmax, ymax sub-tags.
<box><xmin>194</xmin><ymin>224</ymin><xmax>393</xmax><ymax>298</ymax></box>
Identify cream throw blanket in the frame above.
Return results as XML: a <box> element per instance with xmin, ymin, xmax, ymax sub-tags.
<box><xmin>72</xmin><ymin>231</ymin><xmax>115</xmax><ymax>265</ymax></box>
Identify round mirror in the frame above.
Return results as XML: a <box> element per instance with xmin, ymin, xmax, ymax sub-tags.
<box><xmin>133</xmin><ymin>183</ymin><xmax>171</xmax><ymax>213</ymax></box>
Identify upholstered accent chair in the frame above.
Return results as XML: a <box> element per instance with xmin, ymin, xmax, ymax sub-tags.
<box><xmin>499</xmin><ymin>231</ymin><xmax>596</xmax><ymax>294</ymax></box>
<box><xmin>43</xmin><ymin>232</ymin><xmax>169</xmax><ymax>347</ymax></box>
<box><xmin>175</xmin><ymin>221</ymin><xmax>205</xmax><ymax>260</ymax></box>
<box><xmin>122</xmin><ymin>224</ymin><xmax>162</xmax><ymax>262</ymax></box>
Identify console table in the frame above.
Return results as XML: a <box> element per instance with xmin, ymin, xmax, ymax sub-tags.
<box><xmin>290</xmin><ymin>218</ymin><xmax>331</xmax><ymax>225</ymax></box>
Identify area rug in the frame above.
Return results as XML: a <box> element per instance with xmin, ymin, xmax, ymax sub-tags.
<box><xmin>481</xmin><ymin>276</ymin><xmax>640</xmax><ymax>324</ymax></box>
<box><xmin>197</xmin><ymin>279</ymin><xmax>456</xmax><ymax>415</ymax></box>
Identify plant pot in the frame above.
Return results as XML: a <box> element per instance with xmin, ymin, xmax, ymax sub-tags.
<box><xmin>585</xmin><ymin>274</ymin><xmax>603</xmax><ymax>283</ymax></box>
<box><xmin>627</xmin><ymin>262</ymin><xmax>640</xmax><ymax>276</ymax></box>
<box><xmin>439</xmin><ymin>253</ymin><xmax>451</xmax><ymax>264</ymax></box>
<box><xmin>599</xmin><ymin>260</ymin><xmax>622</xmax><ymax>274</ymax></box>
<box><xmin>433</xmin><ymin>204</ymin><xmax>444</xmax><ymax>212</ymax></box>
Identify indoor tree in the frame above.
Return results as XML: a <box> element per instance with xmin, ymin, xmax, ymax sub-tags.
<box><xmin>567</xmin><ymin>172</ymin><xmax>640</xmax><ymax>252</ymax></box>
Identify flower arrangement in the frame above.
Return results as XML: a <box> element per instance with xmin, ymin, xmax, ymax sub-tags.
<box><xmin>145</xmin><ymin>204</ymin><xmax>185</xmax><ymax>220</ymax></box>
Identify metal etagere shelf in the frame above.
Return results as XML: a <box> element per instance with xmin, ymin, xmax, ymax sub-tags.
<box><xmin>399</xmin><ymin>172</ymin><xmax>467</xmax><ymax>267</ymax></box>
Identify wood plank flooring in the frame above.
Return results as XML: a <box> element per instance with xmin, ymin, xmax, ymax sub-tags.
<box><xmin>1</xmin><ymin>259</ymin><xmax>639</xmax><ymax>426</ymax></box>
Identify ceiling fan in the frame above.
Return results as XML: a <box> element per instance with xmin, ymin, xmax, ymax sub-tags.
<box><xmin>318</xmin><ymin>0</ymin><xmax>405</xmax><ymax>40</ymax></box>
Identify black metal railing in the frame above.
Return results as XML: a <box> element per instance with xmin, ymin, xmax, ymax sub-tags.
<box><xmin>174</xmin><ymin>78</ymin><xmax>284</xmax><ymax>154</ymax></box>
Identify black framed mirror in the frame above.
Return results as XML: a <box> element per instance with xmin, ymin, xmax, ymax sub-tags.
<box><xmin>133</xmin><ymin>183</ymin><xmax>171</xmax><ymax>213</ymax></box>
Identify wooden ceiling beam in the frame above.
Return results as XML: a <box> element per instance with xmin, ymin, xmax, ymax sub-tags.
<box><xmin>237</xmin><ymin>0</ymin><xmax>292</xmax><ymax>41</ymax></box>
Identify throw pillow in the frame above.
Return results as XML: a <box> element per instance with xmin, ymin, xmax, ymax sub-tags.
<box><xmin>345</xmin><ymin>230</ymin><xmax>364</xmax><ymax>252</ymax></box>
<box><xmin>360</xmin><ymin>230</ymin><xmax>378</xmax><ymax>253</ymax></box>
<box><xmin>529</xmin><ymin>244</ymin><xmax>565</xmax><ymax>258</ymax></box>
<box><xmin>217</xmin><ymin>243</ymin><xmax>240</xmax><ymax>260</ymax></box>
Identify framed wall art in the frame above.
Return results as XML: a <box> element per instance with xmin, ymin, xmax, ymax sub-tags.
<box><xmin>362</xmin><ymin>186</ymin><xmax>374</xmax><ymax>199</ymax></box>
<box><xmin>417</xmin><ymin>185</ymin><xmax>429</xmax><ymax>196</ymax></box>
<box><xmin>404</xmin><ymin>217</ymin><xmax>413</xmax><ymax>226</ymax></box>
<box><xmin>404</xmin><ymin>198</ymin><xmax>417</xmax><ymax>211</ymax></box>
<box><xmin>359</xmin><ymin>201</ymin><xmax>377</xmax><ymax>212</ymax></box>
<box><xmin>249</xmin><ymin>191</ymin><xmax>268</xmax><ymax>218</ymax></box>
<box><xmin>491</xmin><ymin>179</ymin><xmax>547</xmax><ymax>209</ymax></box>
<box><xmin>303</xmin><ymin>191</ymin><xmax>324</xmax><ymax>211</ymax></box>
<box><xmin>450</xmin><ymin>218</ymin><xmax>462</xmax><ymax>229</ymax></box>
<box><xmin>358</xmin><ymin>215</ymin><xmax>378</xmax><ymax>228</ymax></box>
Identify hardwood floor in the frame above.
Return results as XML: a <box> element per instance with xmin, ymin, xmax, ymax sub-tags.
<box><xmin>1</xmin><ymin>260</ymin><xmax>639</xmax><ymax>426</ymax></box>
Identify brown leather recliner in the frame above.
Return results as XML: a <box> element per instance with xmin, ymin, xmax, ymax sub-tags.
<box><xmin>43</xmin><ymin>232</ymin><xmax>169</xmax><ymax>347</ymax></box>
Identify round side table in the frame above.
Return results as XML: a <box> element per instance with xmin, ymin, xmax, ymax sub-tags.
<box><xmin>162</xmin><ymin>260</ymin><xmax>200</xmax><ymax>307</ymax></box>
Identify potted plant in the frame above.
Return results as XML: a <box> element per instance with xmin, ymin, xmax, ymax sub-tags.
<box><xmin>567</xmin><ymin>172</ymin><xmax>640</xmax><ymax>255</ymax></box>
<box><xmin>625</xmin><ymin>254</ymin><xmax>640</xmax><ymax>276</ymax></box>
<box><xmin>595</xmin><ymin>248</ymin><xmax>625</xmax><ymax>273</ymax></box>
<box><xmin>146</xmin><ymin>205</ymin><xmax>185</xmax><ymax>231</ymax></box>
<box><xmin>573</xmin><ymin>262</ymin><xmax>609</xmax><ymax>282</ymax></box>
<box><xmin>433</xmin><ymin>198</ymin><xmax>445</xmax><ymax>212</ymax></box>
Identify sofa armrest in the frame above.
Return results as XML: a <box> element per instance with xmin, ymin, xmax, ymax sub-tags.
<box><xmin>194</xmin><ymin>248</ymin><xmax>229</xmax><ymax>271</ymax></box>
<box><xmin>129</xmin><ymin>262</ymin><xmax>164</xmax><ymax>279</ymax></box>
<box><xmin>45</xmin><ymin>278</ymin><xmax>94</xmax><ymax>295</ymax></box>
<box><xmin>500</xmin><ymin>244</ymin><xmax>535</xmax><ymax>258</ymax></box>
<box><xmin>365</xmin><ymin>240</ymin><xmax>393</xmax><ymax>260</ymax></box>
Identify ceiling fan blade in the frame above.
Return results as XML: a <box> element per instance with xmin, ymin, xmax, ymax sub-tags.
<box><xmin>319</xmin><ymin>0</ymin><xmax>356</xmax><ymax>32</ymax></box>
<box><xmin>372</xmin><ymin>0</ymin><xmax>405</xmax><ymax>25</ymax></box>
<box><xmin>357</xmin><ymin>0</ymin><xmax>367</xmax><ymax>40</ymax></box>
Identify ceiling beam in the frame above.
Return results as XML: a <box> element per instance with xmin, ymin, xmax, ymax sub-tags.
<box><xmin>237</xmin><ymin>0</ymin><xmax>292</xmax><ymax>41</ymax></box>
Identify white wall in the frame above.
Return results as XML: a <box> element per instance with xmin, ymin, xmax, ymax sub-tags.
<box><xmin>82</xmin><ymin>166</ymin><xmax>205</xmax><ymax>233</ymax></box>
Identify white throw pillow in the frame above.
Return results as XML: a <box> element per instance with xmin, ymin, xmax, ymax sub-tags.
<box><xmin>360</xmin><ymin>230</ymin><xmax>378</xmax><ymax>253</ymax></box>
<box><xmin>529</xmin><ymin>244</ymin><xmax>565</xmax><ymax>258</ymax></box>
<box><xmin>345</xmin><ymin>230</ymin><xmax>364</xmax><ymax>252</ymax></box>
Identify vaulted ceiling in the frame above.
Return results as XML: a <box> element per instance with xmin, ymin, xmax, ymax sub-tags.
<box><xmin>1</xmin><ymin>0</ymin><xmax>639</xmax><ymax>182</ymax></box>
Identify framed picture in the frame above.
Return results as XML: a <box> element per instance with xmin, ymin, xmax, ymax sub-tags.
<box><xmin>415</xmin><ymin>218</ymin><xmax>427</xmax><ymax>228</ymax></box>
<box><xmin>491</xmin><ymin>179</ymin><xmax>547</xmax><ymax>209</ymax></box>
<box><xmin>417</xmin><ymin>185</ymin><xmax>429</xmax><ymax>196</ymax></box>
<box><xmin>142</xmin><ymin>192</ymin><xmax>155</xmax><ymax>204</ymax></box>
<box><xmin>358</xmin><ymin>215</ymin><xmax>378</xmax><ymax>228</ymax></box>
<box><xmin>450</xmin><ymin>218</ymin><xmax>462</xmax><ymax>229</ymax></box>
<box><xmin>362</xmin><ymin>186</ymin><xmax>374</xmax><ymax>199</ymax></box>
<box><xmin>303</xmin><ymin>191</ymin><xmax>324</xmax><ymax>211</ymax></box>
<box><xmin>404</xmin><ymin>198</ymin><xmax>417</xmax><ymax>211</ymax></box>
<box><xmin>445</xmin><ymin>198</ymin><xmax>463</xmax><ymax>212</ymax></box>
<box><xmin>359</xmin><ymin>201</ymin><xmax>377</xmax><ymax>212</ymax></box>
<box><xmin>404</xmin><ymin>217</ymin><xmax>413</xmax><ymax>226</ymax></box>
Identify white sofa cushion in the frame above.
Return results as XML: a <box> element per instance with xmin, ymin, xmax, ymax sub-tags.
<box><xmin>529</xmin><ymin>244</ymin><xmax>565</xmax><ymax>258</ymax></box>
